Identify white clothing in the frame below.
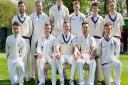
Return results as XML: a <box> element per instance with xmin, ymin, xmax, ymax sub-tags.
<box><xmin>87</xmin><ymin>14</ymin><xmax>104</xmax><ymax>81</ymax></box>
<box><xmin>30</xmin><ymin>12</ymin><xmax>49</xmax><ymax>77</ymax></box>
<box><xmin>104</xmin><ymin>12</ymin><xmax>124</xmax><ymax>37</ymax></box>
<box><xmin>69</xmin><ymin>12</ymin><xmax>86</xmax><ymax>35</ymax></box>
<box><xmin>49</xmin><ymin>4</ymin><xmax>69</xmax><ymax>37</ymax></box>
<box><xmin>87</xmin><ymin>14</ymin><xmax>104</xmax><ymax>37</ymax></box>
<box><xmin>55</xmin><ymin>33</ymin><xmax>77</xmax><ymax>83</ymax></box>
<box><xmin>36</xmin><ymin>35</ymin><xmax>56</xmax><ymax>84</ymax></box>
<box><xmin>99</xmin><ymin>37</ymin><xmax>122</xmax><ymax>85</ymax></box>
<box><xmin>6</xmin><ymin>35</ymin><xmax>25</xmax><ymax>85</ymax></box>
<box><xmin>12</xmin><ymin>13</ymin><xmax>32</xmax><ymax>79</ymax></box>
<box><xmin>75</xmin><ymin>35</ymin><xmax>96</xmax><ymax>85</ymax></box>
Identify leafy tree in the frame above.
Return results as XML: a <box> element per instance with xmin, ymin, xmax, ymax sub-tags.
<box><xmin>0</xmin><ymin>0</ymin><xmax>17</xmax><ymax>27</ymax></box>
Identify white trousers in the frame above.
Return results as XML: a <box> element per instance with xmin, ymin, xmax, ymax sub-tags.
<box><xmin>114</xmin><ymin>37</ymin><xmax>121</xmax><ymax>58</ymax></box>
<box><xmin>31</xmin><ymin>35</ymin><xmax>40</xmax><ymax>78</ymax></box>
<box><xmin>95</xmin><ymin>38</ymin><xmax>102</xmax><ymax>81</ymax></box>
<box><xmin>77</xmin><ymin>54</ymin><xmax>96</xmax><ymax>85</ymax></box>
<box><xmin>37</xmin><ymin>55</ymin><xmax>56</xmax><ymax>85</ymax></box>
<box><xmin>22</xmin><ymin>39</ymin><xmax>31</xmax><ymax>79</ymax></box>
<box><xmin>102</xmin><ymin>59</ymin><xmax>122</xmax><ymax>85</ymax></box>
<box><xmin>8</xmin><ymin>57</ymin><xmax>24</xmax><ymax>85</ymax></box>
<box><xmin>55</xmin><ymin>55</ymin><xmax>77</xmax><ymax>84</ymax></box>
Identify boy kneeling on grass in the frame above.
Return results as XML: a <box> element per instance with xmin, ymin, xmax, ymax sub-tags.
<box><xmin>99</xmin><ymin>22</ymin><xmax>122</xmax><ymax>85</ymax></box>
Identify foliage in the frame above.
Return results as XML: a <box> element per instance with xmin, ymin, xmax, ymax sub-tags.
<box><xmin>0</xmin><ymin>0</ymin><xmax>126</xmax><ymax>27</ymax></box>
<box><xmin>0</xmin><ymin>0</ymin><xmax>17</xmax><ymax>27</ymax></box>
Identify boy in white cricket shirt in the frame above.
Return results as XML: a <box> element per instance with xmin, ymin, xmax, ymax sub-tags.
<box><xmin>6</xmin><ymin>22</ymin><xmax>26</xmax><ymax>85</ymax></box>
<box><xmin>74</xmin><ymin>21</ymin><xmax>96</xmax><ymax>85</ymax></box>
<box><xmin>35</xmin><ymin>23</ymin><xmax>56</xmax><ymax>85</ymax></box>
<box><xmin>104</xmin><ymin>1</ymin><xmax>124</xmax><ymax>57</ymax></box>
<box><xmin>49</xmin><ymin>0</ymin><xmax>69</xmax><ymax>37</ymax></box>
<box><xmin>87</xmin><ymin>2</ymin><xmax>104</xmax><ymax>84</ymax></box>
<box><xmin>54</xmin><ymin>21</ymin><xmax>77</xmax><ymax>85</ymax></box>
<box><xmin>69</xmin><ymin>0</ymin><xmax>86</xmax><ymax>36</ymax></box>
<box><xmin>99</xmin><ymin>22</ymin><xmax>122</xmax><ymax>85</ymax></box>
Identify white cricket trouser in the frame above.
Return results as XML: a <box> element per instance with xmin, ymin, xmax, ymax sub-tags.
<box><xmin>37</xmin><ymin>55</ymin><xmax>56</xmax><ymax>84</ymax></box>
<box><xmin>114</xmin><ymin>37</ymin><xmax>121</xmax><ymax>58</ymax></box>
<box><xmin>102</xmin><ymin>59</ymin><xmax>122</xmax><ymax>85</ymax></box>
<box><xmin>22</xmin><ymin>39</ymin><xmax>31</xmax><ymax>79</ymax></box>
<box><xmin>77</xmin><ymin>54</ymin><xmax>96</xmax><ymax>85</ymax></box>
<box><xmin>8</xmin><ymin>57</ymin><xmax>24</xmax><ymax>85</ymax></box>
<box><xmin>31</xmin><ymin>35</ymin><xmax>39</xmax><ymax>78</ymax></box>
<box><xmin>55</xmin><ymin>55</ymin><xmax>77</xmax><ymax>83</ymax></box>
<box><xmin>95</xmin><ymin>38</ymin><xmax>102</xmax><ymax>81</ymax></box>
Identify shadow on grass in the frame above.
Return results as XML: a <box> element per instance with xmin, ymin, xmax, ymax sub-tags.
<box><xmin>0</xmin><ymin>79</ymin><xmax>105</xmax><ymax>85</ymax></box>
<box><xmin>0</xmin><ymin>80</ymin><xmax>10</xmax><ymax>85</ymax></box>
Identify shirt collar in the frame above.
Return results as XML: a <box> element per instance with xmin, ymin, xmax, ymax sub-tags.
<box><xmin>91</xmin><ymin>13</ymin><xmax>99</xmax><ymax>17</ymax></box>
<box><xmin>74</xmin><ymin>11</ymin><xmax>80</xmax><ymax>16</ymax></box>
<box><xmin>45</xmin><ymin>34</ymin><xmax>53</xmax><ymax>39</ymax></box>
<box><xmin>63</xmin><ymin>32</ymin><xmax>71</xmax><ymax>37</ymax></box>
<box><xmin>18</xmin><ymin>13</ymin><xmax>26</xmax><ymax>18</ymax></box>
<box><xmin>13</xmin><ymin>34</ymin><xmax>20</xmax><ymax>38</ymax></box>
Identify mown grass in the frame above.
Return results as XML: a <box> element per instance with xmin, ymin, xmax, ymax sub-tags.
<box><xmin>0</xmin><ymin>53</ymin><xmax>128</xmax><ymax>85</ymax></box>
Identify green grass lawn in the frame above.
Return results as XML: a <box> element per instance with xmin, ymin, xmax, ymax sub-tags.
<box><xmin>0</xmin><ymin>53</ymin><xmax>128</xmax><ymax>85</ymax></box>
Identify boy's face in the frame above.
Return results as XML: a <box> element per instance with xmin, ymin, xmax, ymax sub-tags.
<box><xmin>44</xmin><ymin>25</ymin><xmax>51</xmax><ymax>34</ymax></box>
<box><xmin>82</xmin><ymin>24</ymin><xmax>89</xmax><ymax>36</ymax></box>
<box><xmin>13</xmin><ymin>25</ymin><xmax>20</xmax><ymax>35</ymax></box>
<box><xmin>73</xmin><ymin>4</ymin><xmax>80</xmax><ymax>12</ymax></box>
<box><xmin>63</xmin><ymin>22</ymin><xmax>70</xmax><ymax>33</ymax></box>
<box><xmin>92</xmin><ymin>6</ymin><xmax>98</xmax><ymax>13</ymax></box>
<box><xmin>104</xmin><ymin>25</ymin><xmax>112</xmax><ymax>36</ymax></box>
<box><xmin>109</xmin><ymin>2</ymin><xmax>116</xmax><ymax>12</ymax></box>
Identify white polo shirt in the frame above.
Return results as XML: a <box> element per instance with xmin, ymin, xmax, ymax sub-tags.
<box><xmin>75</xmin><ymin>35</ymin><xmax>96</xmax><ymax>54</ymax></box>
<box><xmin>30</xmin><ymin>12</ymin><xmax>49</xmax><ymax>37</ymax></box>
<box><xmin>12</xmin><ymin>13</ymin><xmax>32</xmax><ymax>38</ymax></box>
<box><xmin>104</xmin><ymin>12</ymin><xmax>124</xmax><ymax>37</ymax></box>
<box><xmin>69</xmin><ymin>12</ymin><xmax>86</xmax><ymax>35</ymax></box>
<box><xmin>99</xmin><ymin>37</ymin><xmax>119</xmax><ymax>64</ymax></box>
<box><xmin>49</xmin><ymin>3</ymin><xmax>69</xmax><ymax>36</ymax></box>
<box><xmin>36</xmin><ymin>35</ymin><xmax>56</xmax><ymax>55</ymax></box>
<box><xmin>87</xmin><ymin>14</ymin><xmax>104</xmax><ymax>38</ymax></box>
<box><xmin>6</xmin><ymin>35</ymin><xmax>26</xmax><ymax>58</ymax></box>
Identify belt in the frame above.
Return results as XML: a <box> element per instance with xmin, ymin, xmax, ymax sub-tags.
<box><xmin>102</xmin><ymin>61</ymin><xmax>112</xmax><ymax>66</ymax></box>
<box><xmin>93</xmin><ymin>36</ymin><xmax>101</xmax><ymax>39</ymax></box>
<box><xmin>113</xmin><ymin>36</ymin><xmax>120</xmax><ymax>39</ymax></box>
<box><xmin>22</xmin><ymin>36</ymin><xmax>31</xmax><ymax>39</ymax></box>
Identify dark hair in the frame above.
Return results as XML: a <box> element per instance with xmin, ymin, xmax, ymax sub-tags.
<box><xmin>91</xmin><ymin>2</ymin><xmax>99</xmax><ymax>7</ymax></box>
<box><xmin>45</xmin><ymin>22</ymin><xmax>51</xmax><ymax>27</ymax></box>
<box><xmin>82</xmin><ymin>21</ymin><xmax>88</xmax><ymax>26</ymax></box>
<box><xmin>73</xmin><ymin>0</ymin><xmax>80</xmax><ymax>5</ymax></box>
<box><xmin>18</xmin><ymin>0</ymin><xmax>26</xmax><ymax>6</ymax></box>
<box><xmin>104</xmin><ymin>22</ymin><xmax>112</xmax><ymax>27</ymax></box>
<box><xmin>12</xmin><ymin>21</ymin><xmax>20</xmax><ymax>26</ymax></box>
<box><xmin>35</xmin><ymin>0</ymin><xmax>42</xmax><ymax>6</ymax></box>
<box><xmin>63</xmin><ymin>20</ymin><xmax>70</xmax><ymax>25</ymax></box>
<box><xmin>108</xmin><ymin>0</ymin><xmax>116</xmax><ymax>5</ymax></box>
